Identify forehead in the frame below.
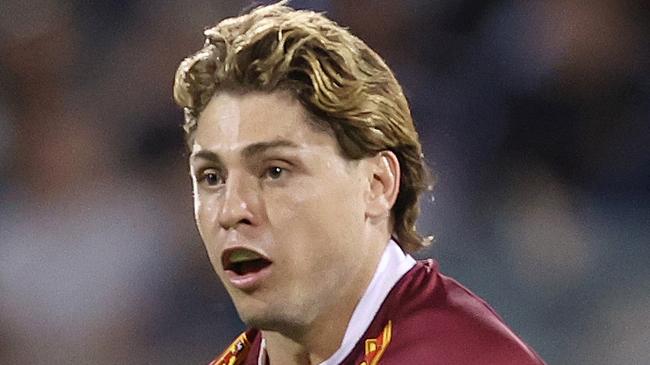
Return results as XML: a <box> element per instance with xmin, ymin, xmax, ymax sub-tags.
<box><xmin>192</xmin><ymin>91</ymin><xmax>333</xmax><ymax>154</ymax></box>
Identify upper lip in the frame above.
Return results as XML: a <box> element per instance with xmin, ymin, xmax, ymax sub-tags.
<box><xmin>221</xmin><ymin>246</ymin><xmax>272</xmax><ymax>271</ymax></box>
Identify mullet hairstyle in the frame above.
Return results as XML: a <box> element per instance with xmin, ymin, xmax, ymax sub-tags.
<box><xmin>173</xmin><ymin>1</ymin><xmax>432</xmax><ymax>252</ymax></box>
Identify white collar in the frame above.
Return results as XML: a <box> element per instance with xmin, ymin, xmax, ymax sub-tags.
<box><xmin>259</xmin><ymin>239</ymin><xmax>416</xmax><ymax>365</ymax></box>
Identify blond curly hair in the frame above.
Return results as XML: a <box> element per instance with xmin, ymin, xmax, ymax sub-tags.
<box><xmin>173</xmin><ymin>1</ymin><xmax>432</xmax><ymax>252</ymax></box>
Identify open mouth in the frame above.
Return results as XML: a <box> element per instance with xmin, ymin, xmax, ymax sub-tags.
<box><xmin>222</xmin><ymin>248</ymin><xmax>272</xmax><ymax>276</ymax></box>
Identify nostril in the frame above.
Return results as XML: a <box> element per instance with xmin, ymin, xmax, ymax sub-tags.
<box><xmin>224</xmin><ymin>218</ymin><xmax>252</xmax><ymax>229</ymax></box>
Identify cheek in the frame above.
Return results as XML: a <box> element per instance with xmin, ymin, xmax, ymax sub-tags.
<box><xmin>264</xmin><ymin>178</ymin><xmax>365</xmax><ymax>255</ymax></box>
<box><xmin>193</xmin><ymin>189</ymin><xmax>222</xmax><ymax>252</ymax></box>
<box><xmin>195</xmin><ymin>205</ymin><xmax>224</xmax><ymax>275</ymax></box>
<box><xmin>264</xmin><ymin>182</ymin><xmax>329</xmax><ymax>229</ymax></box>
<box><xmin>192</xmin><ymin>185</ymin><xmax>202</xmax><ymax>223</ymax></box>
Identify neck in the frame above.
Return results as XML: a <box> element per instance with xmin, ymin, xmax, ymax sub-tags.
<box><xmin>262</xmin><ymin>315</ymin><xmax>347</xmax><ymax>365</ymax></box>
<box><xmin>263</xmin><ymin>233</ymin><xmax>390</xmax><ymax>365</ymax></box>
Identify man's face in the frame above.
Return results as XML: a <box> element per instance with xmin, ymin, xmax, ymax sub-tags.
<box><xmin>189</xmin><ymin>91</ymin><xmax>376</xmax><ymax>332</ymax></box>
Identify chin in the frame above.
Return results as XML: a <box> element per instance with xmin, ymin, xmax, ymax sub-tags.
<box><xmin>238</xmin><ymin>307</ymin><xmax>306</xmax><ymax>334</ymax></box>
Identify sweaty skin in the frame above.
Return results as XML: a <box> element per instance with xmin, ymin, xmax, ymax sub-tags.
<box><xmin>189</xmin><ymin>91</ymin><xmax>400</xmax><ymax>364</ymax></box>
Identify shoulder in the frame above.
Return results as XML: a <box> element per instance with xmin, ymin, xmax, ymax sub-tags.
<box><xmin>377</xmin><ymin>260</ymin><xmax>546</xmax><ymax>365</ymax></box>
<box><xmin>207</xmin><ymin>329</ymin><xmax>261</xmax><ymax>365</ymax></box>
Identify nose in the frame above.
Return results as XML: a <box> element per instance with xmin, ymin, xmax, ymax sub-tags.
<box><xmin>217</xmin><ymin>173</ymin><xmax>257</xmax><ymax>230</ymax></box>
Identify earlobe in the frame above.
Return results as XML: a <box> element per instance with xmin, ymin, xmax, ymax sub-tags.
<box><xmin>366</xmin><ymin>151</ymin><xmax>400</xmax><ymax>218</ymax></box>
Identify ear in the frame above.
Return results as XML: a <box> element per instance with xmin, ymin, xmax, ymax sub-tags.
<box><xmin>365</xmin><ymin>150</ymin><xmax>400</xmax><ymax>219</ymax></box>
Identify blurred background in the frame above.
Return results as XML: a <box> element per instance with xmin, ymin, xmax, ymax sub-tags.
<box><xmin>0</xmin><ymin>0</ymin><xmax>648</xmax><ymax>364</ymax></box>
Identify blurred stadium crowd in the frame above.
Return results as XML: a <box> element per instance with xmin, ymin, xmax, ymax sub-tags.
<box><xmin>0</xmin><ymin>1</ymin><xmax>648</xmax><ymax>364</ymax></box>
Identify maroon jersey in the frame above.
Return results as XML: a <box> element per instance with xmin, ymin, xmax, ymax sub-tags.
<box><xmin>210</xmin><ymin>260</ymin><xmax>546</xmax><ymax>365</ymax></box>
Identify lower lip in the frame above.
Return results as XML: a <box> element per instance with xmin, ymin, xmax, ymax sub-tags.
<box><xmin>224</xmin><ymin>264</ymin><xmax>272</xmax><ymax>291</ymax></box>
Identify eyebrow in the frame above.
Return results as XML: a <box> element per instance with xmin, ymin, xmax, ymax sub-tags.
<box><xmin>191</xmin><ymin>139</ymin><xmax>300</xmax><ymax>163</ymax></box>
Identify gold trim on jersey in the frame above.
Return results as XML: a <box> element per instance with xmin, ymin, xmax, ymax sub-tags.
<box><xmin>208</xmin><ymin>332</ymin><xmax>251</xmax><ymax>365</ymax></box>
<box><xmin>359</xmin><ymin>320</ymin><xmax>392</xmax><ymax>365</ymax></box>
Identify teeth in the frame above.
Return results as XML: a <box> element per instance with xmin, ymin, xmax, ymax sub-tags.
<box><xmin>229</xmin><ymin>250</ymin><xmax>263</xmax><ymax>264</ymax></box>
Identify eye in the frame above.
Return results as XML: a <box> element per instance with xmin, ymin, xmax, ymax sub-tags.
<box><xmin>198</xmin><ymin>169</ymin><xmax>224</xmax><ymax>186</ymax></box>
<box><xmin>265</xmin><ymin>166</ymin><xmax>284</xmax><ymax>180</ymax></box>
<box><xmin>205</xmin><ymin>172</ymin><xmax>221</xmax><ymax>185</ymax></box>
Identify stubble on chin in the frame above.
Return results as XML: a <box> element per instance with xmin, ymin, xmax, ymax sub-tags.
<box><xmin>238</xmin><ymin>304</ymin><xmax>310</xmax><ymax>338</ymax></box>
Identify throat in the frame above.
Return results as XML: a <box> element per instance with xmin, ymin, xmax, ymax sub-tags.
<box><xmin>262</xmin><ymin>332</ymin><xmax>320</xmax><ymax>365</ymax></box>
<box><xmin>262</xmin><ymin>307</ymin><xmax>353</xmax><ymax>365</ymax></box>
